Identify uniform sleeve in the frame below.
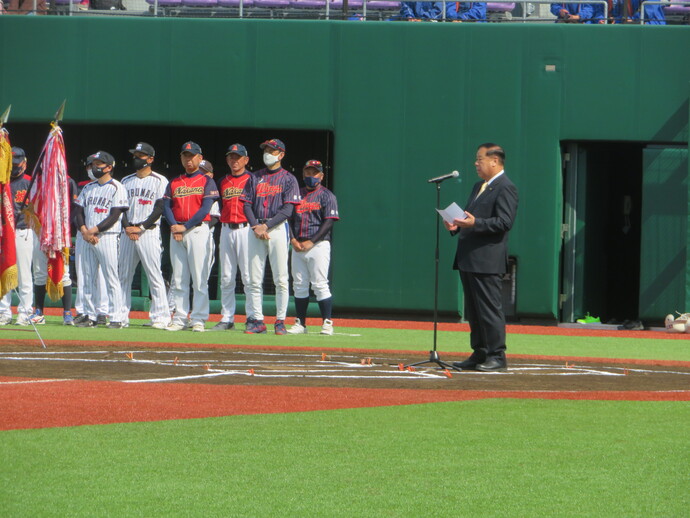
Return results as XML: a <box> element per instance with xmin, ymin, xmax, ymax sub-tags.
<box><xmin>322</xmin><ymin>192</ymin><xmax>340</xmax><ymax>220</ymax></box>
<box><xmin>458</xmin><ymin>2</ymin><xmax>486</xmax><ymax>20</ymax></box>
<box><xmin>551</xmin><ymin>3</ymin><xmax>565</xmax><ymax>16</ymax></box>
<box><xmin>283</xmin><ymin>174</ymin><xmax>301</xmax><ymax>205</ymax></box>
<box><xmin>240</xmin><ymin>174</ymin><xmax>255</xmax><ymax>206</ymax></box>
<box><xmin>163</xmin><ymin>181</ymin><xmax>172</xmax><ymax>200</ymax></box>
<box><xmin>203</xmin><ymin>177</ymin><xmax>219</xmax><ymax>200</ymax></box>
<box><xmin>157</xmin><ymin>176</ymin><xmax>169</xmax><ymax>200</ymax></box>
<box><xmin>75</xmin><ymin>187</ymin><xmax>86</xmax><ymax>207</ymax></box>
<box><xmin>578</xmin><ymin>3</ymin><xmax>593</xmax><ymax>20</ymax></box>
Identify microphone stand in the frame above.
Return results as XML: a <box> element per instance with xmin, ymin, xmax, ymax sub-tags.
<box><xmin>406</xmin><ymin>180</ymin><xmax>461</xmax><ymax>372</ymax></box>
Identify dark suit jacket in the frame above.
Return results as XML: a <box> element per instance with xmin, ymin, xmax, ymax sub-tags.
<box><xmin>453</xmin><ymin>173</ymin><xmax>518</xmax><ymax>274</ymax></box>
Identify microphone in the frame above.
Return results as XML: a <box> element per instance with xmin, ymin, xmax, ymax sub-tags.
<box><xmin>427</xmin><ymin>170</ymin><xmax>460</xmax><ymax>184</ymax></box>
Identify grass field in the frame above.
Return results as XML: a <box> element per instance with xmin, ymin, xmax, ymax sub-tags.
<box><xmin>1</xmin><ymin>318</ymin><xmax>689</xmax><ymax>516</ymax></box>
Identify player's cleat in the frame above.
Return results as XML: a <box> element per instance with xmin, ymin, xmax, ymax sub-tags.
<box><xmin>576</xmin><ymin>312</ymin><xmax>600</xmax><ymax>324</ymax></box>
<box><xmin>29</xmin><ymin>310</ymin><xmax>46</xmax><ymax>325</ymax></box>
<box><xmin>287</xmin><ymin>318</ymin><xmax>307</xmax><ymax>334</ymax></box>
<box><xmin>274</xmin><ymin>320</ymin><xmax>287</xmax><ymax>335</ymax></box>
<box><xmin>75</xmin><ymin>319</ymin><xmax>97</xmax><ymax>328</ymax></box>
<box><xmin>74</xmin><ymin>313</ymin><xmax>89</xmax><ymax>325</ymax></box>
<box><xmin>0</xmin><ymin>314</ymin><xmax>11</xmax><ymax>326</ymax></box>
<box><xmin>245</xmin><ymin>319</ymin><xmax>267</xmax><ymax>334</ymax></box>
<box><xmin>151</xmin><ymin>321</ymin><xmax>169</xmax><ymax>330</ymax></box>
<box><xmin>211</xmin><ymin>321</ymin><xmax>234</xmax><ymax>331</ymax></box>
<box><xmin>320</xmin><ymin>319</ymin><xmax>334</xmax><ymax>336</ymax></box>
<box><xmin>142</xmin><ymin>321</ymin><xmax>153</xmax><ymax>327</ymax></box>
<box><xmin>107</xmin><ymin>321</ymin><xmax>125</xmax><ymax>329</ymax></box>
<box><xmin>96</xmin><ymin>314</ymin><xmax>108</xmax><ymax>326</ymax></box>
<box><xmin>63</xmin><ymin>312</ymin><xmax>75</xmax><ymax>326</ymax></box>
<box><xmin>191</xmin><ymin>322</ymin><xmax>205</xmax><ymax>332</ymax></box>
<box><xmin>166</xmin><ymin>322</ymin><xmax>186</xmax><ymax>332</ymax></box>
<box><xmin>16</xmin><ymin>314</ymin><xmax>31</xmax><ymax>326</ymax></box>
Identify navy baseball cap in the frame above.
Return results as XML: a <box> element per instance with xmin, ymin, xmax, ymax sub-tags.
<box><xmin>11</xmin><ymin>147</ymin><xmax>26</xmax><ymax>164</ymax></box>
<box><xmin>225</xmin><ymin>143</ymin><xmax>248</xmax><ymax>157</ymax></box>
<box><xmin>85</xmin><ymin>153</ymin><xmax>97</xmax><ymax>165</ymax></box>
<box><xmin>181</xmin><ymin>141</ymin><xmax>202</xmax><ymax>155</ymax></box>
<box><xmin>92</xmin><ymin>151</ymin><xmax>115</xmax><ymax>168</ymax></box>
<box><xmin>303</xmin><ymin>160</ymin><xmax>324</xmax><ymax>173</ymax></box>
<box><xmin>199</xmin><ymin>160</ymin><xmax>214</xmax><ymax>174</ymax></box>
<box><xmin>129</xmin><ymin>142</ymin><xmax>155</xmax><ymax>157</ymax></box>
<box><xmin>260</xmin><ymin>139</ymin><xmax>286</xmax><ymax>153</ymax></box>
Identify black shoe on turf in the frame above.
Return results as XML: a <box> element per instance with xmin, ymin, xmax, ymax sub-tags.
<box><xmin>211</xmin><ymin>321</ymin><xmax>234</xmax><ymax>331</ymax></box>
<box><xmin>107</xmin><ymin>322</ymin><xmax>124</xmax><ymax>329</ymax></box>
<box><xmin>75</xmin><ymin>319</ymin><xmax>97</xmax><ymax>328</ymax></box>
<box><xmin>74</xmin><ymin>313</ymin><xmax>89</xmax><ymax>325</ymax></box>
<box><xmin>96</xmin><ymin>314</ymin><xmax>108</xmax><ymax>326</ymax></box>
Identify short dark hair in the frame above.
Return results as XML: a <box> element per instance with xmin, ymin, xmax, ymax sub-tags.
<box><xmin>478</xmin><ymin>143</ymin><xmax>505</xmax><ymax>165</ymax></box>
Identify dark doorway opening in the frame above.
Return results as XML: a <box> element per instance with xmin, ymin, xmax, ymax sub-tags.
<box><xmin>561</xmin><ymin>142</ymin><xmax>643</xmax><ymax>324</ymax></box>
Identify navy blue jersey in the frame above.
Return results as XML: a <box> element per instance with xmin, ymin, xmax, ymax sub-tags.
<box><xmin>290</xmin><ymin>185</ymin><xmax>339</xmax><ymax>241</ymax></box>
<box><xmin>240</xmin><ymin>167</ymin><xmax>300</xmax><ymax>221</ymax></box>
<box><xmin>10</xmin><ymin>175</ymin><xmax>32</xmax><ymax>230</ymax></box>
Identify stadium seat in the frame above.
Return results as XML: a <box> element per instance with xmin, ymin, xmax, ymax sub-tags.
<box><xmin>486</xmin><ymin>1</ymin><xmax>514</xmax><ymax>20</ymax></box>
<box><xmin>217</xmin><ymin>0</ymin><xmax>254</xmax><ymax>6</ymax></box>
<box><xmin>182</xmin><ymin>0</ymin><xmax>218</xmax><ymax>5</ymax></box>
<box><xmin>254</xmin><ymin>0</ymin><xmax>290</xmax><ymax>6</ymax></box>
<box><xmin>330</xmin><ymin>0</ymin><xmax>364</xmax><ymax>9</ymax></box>
<box><xmin>146</xmin><ymin>0</ymin><xmax>184</xmax><ymax>6</ymax></box>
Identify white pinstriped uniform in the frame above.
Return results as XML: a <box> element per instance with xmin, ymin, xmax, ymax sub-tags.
<box><xmin>75</xmin><ymin>180</ymin><xmax>128</xmax><ymax>323</ymax></box>
<box><xmin>119</xmin><ymin>171</ymin><xmax>171</xmax><ymax>326</ymax></box>
<box><xmin>74</xmin><ymin>233</ymin><xmax>109</xmax><ymax>316</ymax></box>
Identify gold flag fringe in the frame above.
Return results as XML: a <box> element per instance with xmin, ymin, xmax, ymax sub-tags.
<box><xmin>46</xmin><ymin>247</ymin><xmax>70</xmax><ymax>301</ymax></box>
<box><xmin>0</xmin><ymin>264</ymin><xmax>18</xmax><ymax>298</ymax></box>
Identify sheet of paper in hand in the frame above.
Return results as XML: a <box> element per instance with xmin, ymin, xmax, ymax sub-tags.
<box><xmin>436</xmin><ymin>202</ymin><xmax>467</xmax><ymax>224</ymax></box>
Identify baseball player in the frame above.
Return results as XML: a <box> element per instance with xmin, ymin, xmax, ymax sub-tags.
<box><xmin>163</xmin><ymin>141</ymin><xmax>219</xmax><ymax>332</ymax></box>
<box><xmin>74</xmin><ymin>156</ymin><xmax>109</xmax><ymax>326</ymax></box>
<box><xmin>0</xmin><ymin>147</ymin><xmax>34</xmax><ymax>325</ymax></box>
<box><xmin>212</xmin><ymin>143</ymin><xmax>253</xmax><ymax>331</ymax></box>
<box><xmin>29</xmin><ymin>153</ymin><xmax>79</xmax><ymax>326</ymax></box>
<box><xmin>73</xmin><ymin>151</ymin><xmax>129</xmax><ymax>328</ymax></box>
<box><xmin>287</xmin><ymin>160</ymin><xmax>339</xmax><ymax>335</ymax></box>
<box><xmin>240</xmin><ymin>138</ymin><xmax>300</xmax><ymax>335</ymax></box>
<box><xmin>119</xmin><ymin>142</ymin><xmax>171</xmax><ymax>329</ymax></box>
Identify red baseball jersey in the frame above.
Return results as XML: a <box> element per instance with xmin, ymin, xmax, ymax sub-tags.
<box><xmin>164</xmin><ymin>171</ymin><xmax>219</xmax><ymax>223</ymax></box>
<box><xmin>219</xmin><ymin>172</ymin><xmax>250</xmax><ymax>224</ymax></box>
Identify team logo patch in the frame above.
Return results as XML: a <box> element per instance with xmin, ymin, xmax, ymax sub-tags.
<box><xmin>95</xmin><ymin>207</ymin><xmax>108</xmax><ymax>214</ymax></box>
<box><xmin>174</xmin><ymin>186</ymin><xmax>204</xmax><ymax>197</ymax></box>
<box><xmin>256</xmin><ymin>183</ymin><xmax>283</xmax><ymax>197</ymax></box>
<box><xmin>222</xmin><ymin>186</ymin><xmax>244</xmax><ymax>199</ymax></box>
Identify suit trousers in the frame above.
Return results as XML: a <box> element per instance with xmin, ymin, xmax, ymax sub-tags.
<box><xmin>459</xmin><ymin>270</ymin><xmax>506</xmax><ymax>360</ymax></box>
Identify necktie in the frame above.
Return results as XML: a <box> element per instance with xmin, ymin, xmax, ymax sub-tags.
<box><xmin>476</xmin><ymin>181</ymin><xmax>488</xmax><ymax>198</ymax></box>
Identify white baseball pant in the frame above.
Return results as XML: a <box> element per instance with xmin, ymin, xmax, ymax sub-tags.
<box><xmin>80</xmin><ymin>233</ymin><xmax>124</xmax><ymax>322</ymax></box>
<box><xmin>290</xmin><ymin>240</ymin><xmax>332</xmax><ymax>301</ymax></box>
<box><xmin>119</xmin><ymin>228</ymin><xmax>171</xmax><ymax>326</ymax></box>
<box><xmin>218</xmin><ymin>223</ymin><xmax>252</xmax><ymax>323</ymax></box>
<box><xmin>0</xmin><ymin>228</ymin><xmax>34</xmax><ymax>318</ymax></box>
<box><xmin>247</xmin><ymin>221</ymin><xmax>289</xmax><ymax>321</ymax></box>
<box><xmin>75</xmin><ymin>233</ymin><xmax>108</xmax><ymax>316</ymax></box>
<box><xmin>169</xmin><ymin>224</ymin><xmax>213</xmax><ymax>326</ymax></box>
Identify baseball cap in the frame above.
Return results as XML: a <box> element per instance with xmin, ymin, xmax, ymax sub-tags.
<box><xmin>225</xmin><ymin>143</ymin><xmax>248</xmax><ymax>157</ymax></box>
<box><xmin>129</xmin><ymin>142</ymin><xmax>155</xmax><ymax>157</ymax></box>
<box><xmin>92</xmin><ymin>151</ymin><xmax>115</xmax><ymax>168</ymax></box>
<box><xmin>199</xmin><ymin>160</ymin><xmax>214</xmax><ymax>174</ymax></box>
<box><xmin>11</xmin><ymin>147</ymin><xmax>26</xmax><ymax>164</ymax></box>
<box><xmin>181</xmin><ymin>141</ymin><xmax>202</xmax><ymax>155</ymax></box>
<box><xmin>303</xmin><ymin>160</ymin><xmax>324</xmax><ymax>173</ymax></box>
<box><xmin>85</xmin><ymin>153</ymin><xmax>97</xmax><ymax>165</ymax></box>
<box><xmin>260</xmin><ymin>139</ymin><xmax>286</xmax><ymax>153</ymax></box>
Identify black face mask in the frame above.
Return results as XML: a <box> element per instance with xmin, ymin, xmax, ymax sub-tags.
<box><xmin>132</xmin><ymin>157</ymin><xmax>148</xmax><ymax>171</ymax></box>
<box><xmin>89</xmin><ymin>166</ymin><xmax>108</xmax><ymax>180</ymax></box>
<box><xmin>11</xmin><ymin>165</ymin><xmax>24</xmax><ymax>178</ymax></box>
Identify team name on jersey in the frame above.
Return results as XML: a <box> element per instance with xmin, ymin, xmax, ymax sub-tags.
<box><xmin>13</xmin><ymin>189</ymin><xmax>27</xmax><ymax>204</ymax></box>
<box><xmin>256</xmin><ymin>182</ymin><xmax>283</xmax><ymax>197</ymax></box>
<box><xmin>85</xmin><ymin>195</ymin><xmax>113</xmax><ymax>209</ymax></box>
<box><xmin>296</xmin><ymin>201</ymin><xmax>321</xmax><ymax>214</ymax></box>
<box><xmin>222</xmin><ymin>186</ymin><xmax>244</xmax><ymax>199</ymax></box>
<box><xmin>127</xmin><ymin>186</ymin><xmax>158</xmax><ymax>201</ymax></box>
<box><xmin>173</xmin><ymin>185</ymin><xmax>205</xmax><ymax>197</ymax></box>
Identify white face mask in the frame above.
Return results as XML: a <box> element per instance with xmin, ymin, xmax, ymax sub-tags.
<box><xmin>263</xmin><ymin>152</ymin><xmax>280</xmax><ymax>167</ymax></box>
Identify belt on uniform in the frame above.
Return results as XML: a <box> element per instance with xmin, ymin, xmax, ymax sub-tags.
<box><xmin>224</xmin><ymin>222</ymin><xmax>249</xmax><ymax>229</ymax></box>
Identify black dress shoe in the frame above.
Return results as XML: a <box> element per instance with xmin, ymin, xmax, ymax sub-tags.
<box><xmin>452</xmin><ymin>359</ymin><xmax>480</xmax><ymax>370</ymax></box>
<box><xmin>476</xmin><ymin>357</ymin><xmax>507</xmax><ymax>372</ymax></box>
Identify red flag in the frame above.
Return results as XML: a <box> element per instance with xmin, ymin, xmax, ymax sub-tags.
<box><xmin>0</xmin><ymin>128</ymin><xmax>18</xmax><ymax>297</ymax></box>
<box><xmin>25</xmin><ymin>124</ymin><xmax>70</xmax><ymax>301</ymax></box>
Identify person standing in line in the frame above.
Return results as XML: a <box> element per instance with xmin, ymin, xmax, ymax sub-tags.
<box><xmin>212</xmin><ymin>143</ymin><xmax>253</xmax><ymax>331</ymax></box>
<box><xmin>445</xmin><ymin>143</ymin><xmax>518</xmax><ymax>372</ymax></box>
<box><xmin>73</xmin><ymin>151</ymin><xmax>129</xmax><ymax>328</ymax></box>
<box><xmin>163</xmin><ymin>141</ymin><xmax>218</xmax><ymax>333</ymax></box>
<box><xmin>286</xmin><ymin>160</ymin><xmax>340</xmax><ymax>336</ymax></box>
<box><xmin>119</xmin><ymin>142</ymin><xmax>171</xmax><ymax>329</ymax></box>
<box><xmin>240</xmin><ymin>139</ymin><xmax>301</xmax><ymax>335</ymax></box>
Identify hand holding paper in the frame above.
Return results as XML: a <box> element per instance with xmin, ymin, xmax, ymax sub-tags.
<box><xmin>436</xmin><ymin>202</ymin><xmax>467</xmax><ymax>224</ymax></box>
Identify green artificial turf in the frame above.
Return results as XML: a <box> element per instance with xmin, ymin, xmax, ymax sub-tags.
<box><xmin>0</xmin><ymin>316</ymin><xmax>688</xmax><ymax>361</ymax></box>
<box><xmin>2</xmin><ymin>400</ymin><xmax>688</xmax><ymax>517</ymax></box>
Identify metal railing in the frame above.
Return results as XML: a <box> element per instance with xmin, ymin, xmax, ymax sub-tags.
<box><xmin>641</xmin><ymin>1</ymin><xmax>690</xmax><ymax>23</ymax></box>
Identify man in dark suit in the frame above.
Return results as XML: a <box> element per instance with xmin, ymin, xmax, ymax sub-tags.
<box><xmin>444</xmin><ymin>143</ymin><xmax>518</xmax><ymax>372</ymax></box>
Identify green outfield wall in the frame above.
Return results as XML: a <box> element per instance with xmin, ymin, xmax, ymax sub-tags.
<box><xmin>2</xmin><ymin>18</ymin><xmax>689</xmax><ymax>322</ymax></box>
